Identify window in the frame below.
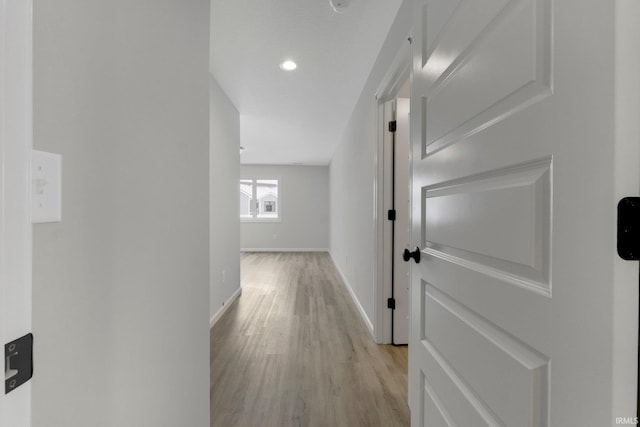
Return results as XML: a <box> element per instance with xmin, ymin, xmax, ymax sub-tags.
<box><xmin>240</xmin><ymin>179</ymin><xmax>279</xmax><ymax>221</ymax></box>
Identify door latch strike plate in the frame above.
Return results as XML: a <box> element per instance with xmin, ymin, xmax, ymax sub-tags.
<box><xmin>617</xmin><ymin>197</ymin><xmax>640</xmax><ymax>261</ymax></box>
<box><xmin>4</xmin><ymin>333</ymin><xmax>33</xmax><ymax>394</ymax></box>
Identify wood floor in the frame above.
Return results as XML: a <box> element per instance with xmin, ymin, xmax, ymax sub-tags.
<box><xmin>210</xmin><ymin>252</ymin><xmax>410</xmax><ymax>427</ymax></box>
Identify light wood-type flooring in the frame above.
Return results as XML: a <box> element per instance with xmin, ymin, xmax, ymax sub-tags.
<box><xmin>210</xmin><ymin>252</ymin><xmax>410</xmax><ymax>427</ymax></box>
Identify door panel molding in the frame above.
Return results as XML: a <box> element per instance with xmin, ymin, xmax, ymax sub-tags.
<box><xmin>422</xmin><ymin>157</ymin><xmax>552</xmax><ymax>296</ymax></box>
<box><xmin>423</xmin><ymin>0</ymin><xmax>552</xmax><ymax>156</ymax></box>
<box><xmin>420</xmin><ymin>283</ymin><xmax>550</xmax><ymax>426</ymax></box>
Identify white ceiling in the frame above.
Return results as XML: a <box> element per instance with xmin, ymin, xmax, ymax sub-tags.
<box><xmin>210</xmin><ymin>0</ymin><xmax>403</xmax><ymax>165</ymax></box>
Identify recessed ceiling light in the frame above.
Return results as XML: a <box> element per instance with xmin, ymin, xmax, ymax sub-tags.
<box><xmin>330</xmin><ymin>0</ymin><xmax>349</xmax><ymax>12</ymax></box>
<box><xmin>279</xmin><ymin>60</ymin><xmax>297</xmax><ymax>71</ymax></box>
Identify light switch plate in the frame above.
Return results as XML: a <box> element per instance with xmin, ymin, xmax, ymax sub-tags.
<box><xmin>31</xmin><ymin>150</ymin><xmax>62</xmax><ymax>223</ymax></box>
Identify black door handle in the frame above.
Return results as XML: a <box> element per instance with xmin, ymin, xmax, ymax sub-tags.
<box><xmin>403</xmin><ymin>247</ymin><xmax>421</xmax><ymax>263</ymax></box>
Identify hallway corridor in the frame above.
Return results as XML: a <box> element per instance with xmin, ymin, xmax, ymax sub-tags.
<box><xmin>210</xmin><ymin>252</ymin><xmax>410</xmax><ymax>426</ymax></box>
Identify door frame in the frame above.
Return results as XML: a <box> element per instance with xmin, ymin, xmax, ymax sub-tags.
<box><xmin>372</xmin><ymin>36</ymin><xmax>411</xmax><ymax>344</ymax></box>
<box><xmin>614</xmin><ymin>0</ymin><xmax>640</xmax><ymax>418</ymax></box>
<box><xmin>0</xmin><ymin>0</ymin><xmax>33</xmax><ymax>426</ymax></box>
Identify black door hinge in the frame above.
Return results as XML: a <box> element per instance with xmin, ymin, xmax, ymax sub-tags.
<box><xmin>618</xmin><ymin>197</ymin><xmax>640</xmax><ymax>260</ymax></box>
<box><xmin>388</xmin><ymin>120</ymin><xmax>397</xmax><ymax>133</ymax></box>
<box><xmin>5</xmin><ymin>333</ymin><xmax>33</xmax><ymax>394</ymax></box>
<box><xmin>388</xmin><ymin>209</ymin><xmax>396</xmax><ymax>221</ymax></box>
<box><xmin>387</xmin><ymin>298</ymin><xmax>396</xmax><ymax>310</ymax></box>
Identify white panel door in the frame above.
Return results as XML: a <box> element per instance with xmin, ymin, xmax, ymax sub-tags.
<box><xmin>409</xmin><ymin>0</ymin><xmax>638</xmax><ymax>426</ymax></box>
<box><xmin>0</xmin><ymin>0</ymin><xmax>33</xmax><ymax>426</ymax></box>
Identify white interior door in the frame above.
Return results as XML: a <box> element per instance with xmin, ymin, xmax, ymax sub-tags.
<box><xmin>409</xmin><ymin>0</ymin><xmax>639</xmax><ymax>426</ymax></box>
<box><xmin>393</xmin><ymin>98</ymin><xmax>411</xmax><ymax>345</ymax></box>
<box><xmin>0</xmin><ymin>0</ymin><xmax>33</xmax><ymax>426</ymax></box>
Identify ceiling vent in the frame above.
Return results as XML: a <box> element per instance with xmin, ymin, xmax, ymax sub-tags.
<box><xmin>329</xmin><ymin>0</ymin><xmax>349</xmax><ymax>13</ymax></box>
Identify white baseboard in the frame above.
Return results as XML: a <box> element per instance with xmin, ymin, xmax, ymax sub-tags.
<box><xmin>210</xmin><ymin>287</ymin><xmax>242</xmax><ymax>328</ymax></box>
<box><xmin>329</xmin><ymin>252</ymin><xmax>375</xmax><ymax>338</ymax></box>
<box><xmin>241</xmin><ymin>248</ymin><xmax>329</xmax><ymax>253</ymax></box>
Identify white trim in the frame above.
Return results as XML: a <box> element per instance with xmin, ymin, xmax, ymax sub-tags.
<box><xmin>373</xmin><ymin>102</ymin><xmax>386</xmax><ymax>343</ymax></box>
<box><xmin>0</xmin><ymin>0</ymin><xmax>33</xmax><ymax>425</ymax></box>
<box><xmin>375</xmin><ymin>38</ymin><xmax>412</xmax><ymax>102</ymax></box>
<box><xmin>613</xmin><ymin>0</ymin><xmax>640</xmax><ymax>418</ymax></box>
<box><xmin>241</xmin><ymin>248</ymin><xmax>329</xmax><ymax>253</ymax></box>
<box><xmin>241</xmin><ymin>218</ymin><xmax>282</xmax><ymax>223</ymax></box>
<box><xmin>241</xmin><ymin>161</ymin><xmax>329</xmax><ymax>167</ymax></box>
<box><xmin>209</xmin><ymin>287</ymin><xmax>242</xmax><ymax>328</ymax></box>
<box><xmin>329</xmin><ymin>252</ymin><xmax>375</xmax><ymax>338</ymax></box>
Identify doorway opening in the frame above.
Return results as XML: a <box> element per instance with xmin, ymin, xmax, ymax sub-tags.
<box><xmin>373</xmin><ymin>36</ymin><xmax>411</xmax><ymax>346</ymax></box>
<box><xmin>384</xmin><ymin>88</ymin><xmax>410</xmax><ymax>345</ymax></box>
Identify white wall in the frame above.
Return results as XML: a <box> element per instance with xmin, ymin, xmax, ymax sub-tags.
<box><xmin>210</xmin><ymin>76</ymin><xmax>241</xmax><ymax>324</ymax></box>
<box><xmin>241</xmin><ymin>165</ymin><xmax>329</xmax><ymax>251</ymax></box>
<box><xmin>329</xmin><ymin>1</ymin><xmax>411</xmax><ymax>332</ymax></box>
<box><xmin>31</xmin><ymin>1</ymin><xmax>210</xmax><ymax>426</ymax></box>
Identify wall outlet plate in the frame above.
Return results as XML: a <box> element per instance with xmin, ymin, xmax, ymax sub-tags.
<box><xmin>31</xmin><ymin>150</ymin><xmax>62</xmax><ymax>223</ymax></box>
